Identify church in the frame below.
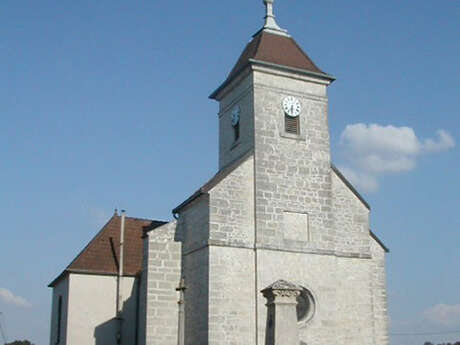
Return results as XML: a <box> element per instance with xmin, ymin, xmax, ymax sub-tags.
<box><xmin>48</xmin><ymin>1</ymin><xmax>390</xmax><ymax>344</ymax></box>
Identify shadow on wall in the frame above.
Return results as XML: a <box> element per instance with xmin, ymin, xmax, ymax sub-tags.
<box><xmin>94</xmin><ymin>318</ymin><xmax>118</xmax><ymax>345</ymax></box>
<box><xmin>94</xmin><ymin>279</ymin><xmax>139</xmax><ymax>345</ymax></box>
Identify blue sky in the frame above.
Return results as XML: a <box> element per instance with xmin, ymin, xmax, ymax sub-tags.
<box><xmin>0</xmin><ymin>1</ymin><xmax>458</xmax><ymax>344</ymax></box>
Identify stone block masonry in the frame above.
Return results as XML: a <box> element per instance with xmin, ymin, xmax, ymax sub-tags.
<box><xmin>142</xmin><ymin>222</ymin><xmax>181</xmax><ymax>345</ymax></box>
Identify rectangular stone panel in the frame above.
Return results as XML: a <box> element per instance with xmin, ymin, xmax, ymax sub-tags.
<box><xmin>283</xmin><ymin>212</ymin><xmax>309</xmax><ymax>242</ymax></box>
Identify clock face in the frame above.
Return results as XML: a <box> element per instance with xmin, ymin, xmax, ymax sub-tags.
<box><xmin>231</xmin><ymin>105</ymin><xmax>240</xmax><ymax>127</ymax></box>
<box><xmin>282</xmin><ymin>96</ymin><xmax>301</xmax><ymax>117</ymax></box>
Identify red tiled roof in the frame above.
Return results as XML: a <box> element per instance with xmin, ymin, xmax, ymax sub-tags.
<box><xmin>49</xmin><ymin>215</ymin><xmax>166</xmax><ymax>286</ymax></box>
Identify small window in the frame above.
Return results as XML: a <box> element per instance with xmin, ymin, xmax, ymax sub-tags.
<box><xmin>297</xmin><ymin>287</ymin><xmax>315</xmax><ymax>325</ymax></box>
<box><xmin>234</xmin><ymin>122</ymin><xmax>240</xmax><ymax>141</ymax></box>
<box><xmin>56</xmin><ymin>296</ymin><xmax>62</xmax><ymax>344</ymax></box>
<box><xmin>285</xmin><ymin>114</ymin><xmax>299</xmax><ymax>135</ymax></box>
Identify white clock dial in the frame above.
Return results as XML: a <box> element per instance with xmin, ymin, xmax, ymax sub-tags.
<box><xmin>231</xmin><ymin>105</ymin><xmax>240</xmax><ymax>127</ymax></box>
<box><xmin>282</xmin><ymin>96</ymin><xmax>301</xmax><ymax>117</ymax></box>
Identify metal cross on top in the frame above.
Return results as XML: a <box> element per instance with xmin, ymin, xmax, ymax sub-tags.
<box><xmin>263</xmin><ymin>0</ymin><xmax>289</xmax><ymax>36</ymax></box>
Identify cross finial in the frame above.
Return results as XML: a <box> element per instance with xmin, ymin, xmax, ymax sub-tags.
<box><xmin>263</xmin><ymin>0</ymin><xmax>289</xmax><ymax>36</ymax></box>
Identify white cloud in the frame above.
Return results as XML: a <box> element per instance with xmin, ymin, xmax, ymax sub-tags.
<box><xmin>0</xmin><ymin>288</ymin><xmax>31</xmax><ymax>308</ymax></box>
<box><xmin>340</xmin><ymin>124</ymin><xmax>421</xmax><ymax>156</ymax></box>
<box><xmin>423</xmin><ymin>304</ymin><xmax>460</xmax><ymax>327</ymax></box>
<box><xmin>422</xmin><ymin>130</ymin><xmax>456</xmax><ymax>153</ymax></box>
<box><xmin>338</xmin><ymin>124</ymin><xmax>455</xmax><ymax>192</ymax></box>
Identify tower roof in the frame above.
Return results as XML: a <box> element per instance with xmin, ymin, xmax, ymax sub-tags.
<box><xmin>228</xmin><ymin>30</ymin><xmax>327</xmax><ymax>82</ymax></box>
<box><xmin>210</xmin><ymin>1</ymin><xmax>334</xmax><ymax>99</ymax></box>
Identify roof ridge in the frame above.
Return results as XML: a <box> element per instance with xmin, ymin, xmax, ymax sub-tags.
<box><xmin>253</xmin><ymin>30</ymin><xmax>265</xmax><ymax>58</ymax></box>
<box><xmin>124</xmin><ymin>215</ymin><xmax>158</xmax><ymax>222</ymax></box>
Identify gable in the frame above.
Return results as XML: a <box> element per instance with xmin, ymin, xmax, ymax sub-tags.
<box><xmin>173</xmin><ymin>150</ymin><xmax>254</xmax><ymax>215</ymax></box>
<box><xmin>331</xmin><ymin>164</ymin><xmax>370</xmax><ymax>210</ymax></box>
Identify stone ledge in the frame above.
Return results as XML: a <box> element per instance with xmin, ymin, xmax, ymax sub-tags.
<box><xmin>182</xmin><ymin>239</ymin><xmax>372</xmax><ymax>259</ymax></box>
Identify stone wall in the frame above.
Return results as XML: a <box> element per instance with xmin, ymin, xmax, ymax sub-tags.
<box><xmin>370</xmin><ymin>237</ymin><xmax>390</xmax><ymax>345</ymax></box>
<box><xmin>218</xmin><ymin>72</ymin><xmax>255</xmax><ymax>169</ymax></box>
<box><xmin>331</xmin><ymin>169</ymin><xmax>371</xmax><ymax>257</ymax></box>
<box><xmin>183</xmin><ymin>247</ymin><xmax>209</xmax><ymax>345</ymax></box>
<box><xmin>257</xmin><ymin>250</ymin><xmax>380</xmax><ymax>345</ymax></box>
<box><xmin>252</xmin><ymin>67</ymin><xmax>335</xmax><ymax>254</ymax></box>
<box><xmin>207</xmin><ymin>154</ymin><xmax>257</xmax><ymax>344</ymax></box>
<box><xmin>144</xmin><ymin>222</ymin><xmax>181</xmax><ymax>345</ymax></box>
<box><xmin>178</xmin><ymin>197</ymin><xmax>210</xmax><ymax>345</ymax></box>
<box><xmin>207</xmin><ymin>246</ymin><xmax>256</xmax><ymax>345</ymax></box>
<box><xmin>209</xmin><ymin>155</ymin><xmax>255</xmax><ymax>247</ymax></box>
<box><xmin>181</xmin><ymin>196</ymin><xmax>210</xmax><ymax>254</ymax></box>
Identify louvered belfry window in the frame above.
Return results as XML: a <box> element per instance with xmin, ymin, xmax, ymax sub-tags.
<box><xmin>234</xmin><ymin>122</ymin><xmax>240</xmax><ymax>141</ymax></box>
<box><xmin>285</xmin><ymin>114</ymin><xmax>299</xmax><ymax>134</ymax></box>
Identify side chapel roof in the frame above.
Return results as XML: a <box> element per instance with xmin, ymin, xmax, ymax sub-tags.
<box><xmin>48</xmin><ymin>214</ymin><xmax>166</xmax><ymax>287</ymax></box>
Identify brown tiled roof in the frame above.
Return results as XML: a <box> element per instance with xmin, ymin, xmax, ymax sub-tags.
<box><xmin>229</xmin><ymin>31</ymin><xmax>325</xmax><ymax>80</ymax></box>
<box><xmin>211</xmin><ymin>31</ymin><xmax>333</xmax><ymax>99</ymax></box>
<box><xmin>49</xmin><ymin>215</ymin><xmax>166</xmax><ymax>286</ymax></box>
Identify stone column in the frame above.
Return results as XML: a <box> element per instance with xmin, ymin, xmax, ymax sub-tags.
<box><xmin>261</xmin><ymin>280</ymin><xmax>301</xmax><ymax>345</ymax></box>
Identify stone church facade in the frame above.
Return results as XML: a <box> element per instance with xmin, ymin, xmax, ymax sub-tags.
<box><xmin>49</xmin><ymin>1</ymin><xmax>389</xmax><ymax>345</ymax></box>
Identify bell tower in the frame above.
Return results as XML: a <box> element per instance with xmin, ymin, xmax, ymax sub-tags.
<box><xmin>210</xmin><ymin>0</ymin><xmax>336</xmax><ymax>255</ymax></box>
<box><xmin>210</xmin><ymin>0</ymin><xmax>335</xmax><ymax>171</ymax></box>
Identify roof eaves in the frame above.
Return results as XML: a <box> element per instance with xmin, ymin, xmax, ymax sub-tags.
<box><xmin>249</xmin><ymin>59</ymin><xmax>336</xmax><ymax>82</ymax></box>
<box><xmin>48</xmin><ymin>270</ymin><xmax>69</xmax><ymax>288</ymax></box>
<box><xmin>370</xmin><ymin>230</ymin><xmax>390</xmax><ymax>253</ymax></box>
<box><xmin>172</xmin><ymin>189</ymin><xmax>207</xmax><ymax>215</ymax></box>
<box><xmin>209</xmin><ymin>64</ymin><xmax>251</xmax><ymax>100</ymax></box>
<box><xmin>142</xmin><ymin>220</ymin><xmax>169</xmax><ymax>237</ymax></box>
<box><xmin>209</xmin><ymin>58</ymin><xmax>335</xmax><ymax>101</ymax></box>
<box><xmin>331</xmin><ymin>164</ymin><xmax>370</xmax><ymax>210</ymax></box>
<box><xmin>48</xmin><ymin>268</ymin><xmax>143</xmax><ymax>288</ymax></box>
<box><xmin>66</xmin><ymin>268</ymin><xmax>139</xmax><ymax>277</ymax></box>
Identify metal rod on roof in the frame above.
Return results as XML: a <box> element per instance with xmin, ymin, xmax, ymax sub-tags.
<box><xmin>119</xmin><ymin>210</ymin><xmax>126</xmax><ymax>308</ymax></box>
<box><xmin>117</xmin><ymin>210</ymin><xmax>126</xmax><ymax>344</ymax></box>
